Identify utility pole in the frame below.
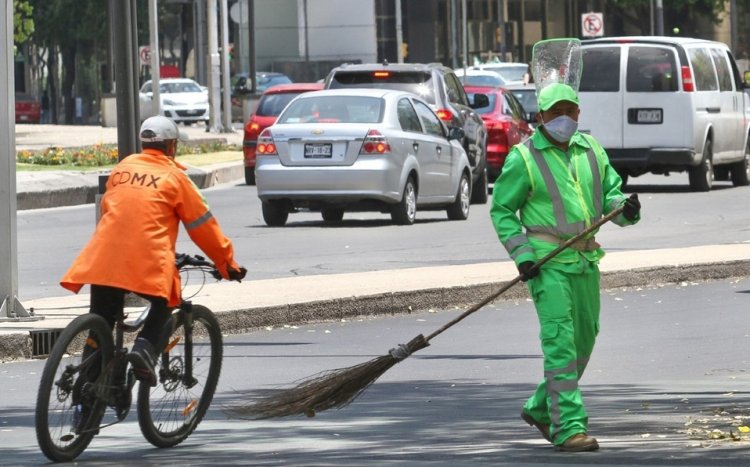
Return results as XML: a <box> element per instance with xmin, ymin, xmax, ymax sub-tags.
<box><xmin>149</xmin><ymin>0</ymin><xmax>162</xmax><ymax>117</ymax></box>
<box><xmin>113</xmin><ymin>0</ymin><xmax>139</xmax><ymax>159</ymax></box>
<box><xmin>220</xmin><ymin>0</ymin><xmax>233</xmax><ymax>131</ymax></box>
<box><xmin>207</xmin><ymin>0</ymin><xmax>222</xmax><ymax>133</ymax></box>
<box><xmin>462</xmin><ymin>0</ymin><xmax>468</xmax><ymax>67</ymax></box>
<box><xmin>395</xmin><ymin>0</ymin><xmax>404</xmax><ymax>63</ymax></box>
<box><xmin>0</xmin><ymin>1</ymin><xmax>35</xmax><ymax>321</ymax></box>
<box><xmin>656</xmin><ymin>0</ymin><xmax>664</xmax><ymax>36</ymax></box>
<box><xmin>451</xmin><ymin>0</ymin><xmax>458</xmax><ymax>69</ymax></box>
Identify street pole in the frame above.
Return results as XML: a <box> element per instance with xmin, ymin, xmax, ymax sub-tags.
<box><xmin>462</xmin><ymin>0</ymin><xmax>468</xmax><ymax>67</ymax></box>
<box><xmin>395</xmin><ymin>0</ymin><xmax>404</xmax><ymax>63</ymax></box>
<box><xmin>195</xmin><ymin>0</ymin><xmax>207</xmax><ymax>84</ymax></box>
<box><xmin>149</xmin><ymin>0</ymin><xmax>162</xmax><ymax>116</ymax></box>
<box><xmin>451</xmin><ymin>0</ymin><xmax>458</xmax><ymax>69</ymax></box>
<box><xmin>207</xmin><ymin>0</ymin><xmax>222</xmax><ymax>133</ymax></box>
<box><xmin>656</xmin><ymin>0</ymin><xmax>664</xmax><ymax>36</ymax></box>
<box><xmin>0</xmin><ymin>1</ymin><xmax>34</xmax><ymax>321</ymax></box>
<box><xmin>113</xmin><ymin>0</ymin><xmax>139</xmax><ymax>159</ymax></box>
<box><xmin>497</xmin><ymin>0</ymin><xmax>506</xmax><ymax>60</ymax></box>
<box><xmin>220</xmin><ymin>0</ymin><xmax>233</xmax><ymax>131</ymax></box>
<box><xmin>730</xmin><ymin>0</ymin><xmax>738</xmax><ymax>54</ymax></box>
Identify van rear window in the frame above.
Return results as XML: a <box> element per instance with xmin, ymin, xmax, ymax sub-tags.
<box><xmin>580</xmin><ymin>47</ymin><xmax>620</xmax><ymax>92</ymax></box>
<box><xmin>328</xmin><ymin>71</ymin><xmax>436</xmax><ymax>104</ymax></box>
<box><xmin>626</xmin><ymin>46</ymin><xmax>678</xmax><ymax>92</ymax></box>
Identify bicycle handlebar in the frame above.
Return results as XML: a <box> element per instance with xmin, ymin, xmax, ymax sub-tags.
<box><xmin>175</xmin><ymin>253</ymin><xmax>223</xmax><ymax>280</ymax></box>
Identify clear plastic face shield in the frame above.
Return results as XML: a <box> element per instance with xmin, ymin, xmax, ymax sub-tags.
<box><xmin>532</xmin><ymin>38</ymin><xmax>583</xmax><ymax>143</ymax></box>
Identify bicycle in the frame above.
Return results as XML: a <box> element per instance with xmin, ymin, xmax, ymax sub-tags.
<box><xmin>35</xmin><ymin>254</ymin><xmax>225</xmax><ymax>462</ymax></box>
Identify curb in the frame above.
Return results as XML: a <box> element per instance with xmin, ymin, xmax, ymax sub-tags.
<box><xmin>3</xmin><ymin>259</ymin><xmax>747</xmax><ymax>362</ymax></box>
<box><xmin>16</xmin><ymin>162</ymin><xmax>244</xmax><ymax>210</ymax></box>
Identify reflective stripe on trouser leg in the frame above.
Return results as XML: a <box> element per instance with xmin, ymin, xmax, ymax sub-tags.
<box><xmin>522</xmin><ymin>261</ymin><xmax>600</xmax><ymax>445</ymax></box>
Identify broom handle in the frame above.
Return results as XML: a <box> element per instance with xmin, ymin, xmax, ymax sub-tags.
<box><xmin>424</xmin><ymin>206</ymin><xmax>624</xmax><ymax>343</ymax></box>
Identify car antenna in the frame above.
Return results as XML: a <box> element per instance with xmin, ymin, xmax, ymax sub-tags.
<box><xmin>383</xmin><ymin>59</ymin><xmax>389</xmax><ymax>66</ymax></box>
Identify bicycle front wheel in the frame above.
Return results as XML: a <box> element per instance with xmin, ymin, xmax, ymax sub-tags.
<box><xmin>35</xmin><ymin>314</ymin><xmax>113</xmax><ymax>462</ymax></box>
<box><xmin>137</xmin><ymin>304</ymin><xmax>223</xmax><ymax>448</ymax></box>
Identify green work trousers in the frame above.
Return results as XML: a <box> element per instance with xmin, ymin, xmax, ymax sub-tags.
<box><xmin>522</xmin><ymin>257</ymin><xmax>600</xmax><ymax>445</ymax></box>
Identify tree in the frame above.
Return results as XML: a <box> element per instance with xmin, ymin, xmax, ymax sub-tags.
<box><xmin>606</xmin><ymin>0</ymin><xmax>733</xmax><ymax>36</ymax></box>
<box><xmin>13</xmin><ymin>0</ymin><xmax>34</xmax><ymax>44</ymax></box>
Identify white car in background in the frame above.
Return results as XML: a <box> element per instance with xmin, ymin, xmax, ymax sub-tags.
<box><xmin>139</xmin><ymin>78</ymin><xmax>210</xmax><ymax>125</ymax></box>
<box><xmin>454</xmin><ymin>68</ymin><xmax>507</xmax><ymax>87</ymax></box>
<box><xmin>468</xmin><ymin>62</ymin><xmax>529</xmax><ymax>84</ymax></box>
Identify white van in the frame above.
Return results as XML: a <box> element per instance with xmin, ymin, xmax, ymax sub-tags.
<box><xmin>578</xmin><ymin>36</ymin><xmax>750</xmax><ymax>191</ymax></box>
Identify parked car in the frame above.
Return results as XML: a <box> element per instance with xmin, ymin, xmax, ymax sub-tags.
<box><xmin>504</xmin><ymin>82</ymin><xmax>539</xmax><ymax>125</ymax></box>
<box><xmin>579</xmin><ymin>36</ymin><xmax>750</xmax><ymax>191</ymax></box>
<box><xmin>15</xmin><ymin>92</ymin><xmax>41</xmax><ymax>124</ymax></box>
<box><xmin>468</xmin><ymin>62</ymin><xmax>529</xmax><ymax>84</ymax></box>
<box><xmin>139</xmin><ymin>78</ymin><xmax>210</xmax><ymax>125</ymax></box>
<box><xmin>324</xmin><ymin>62</ymin><xmax>489</xmax><ymax>203</ymax></box>
<box><xmin>455</xmin><ymin>68</ymin><xmax>507</xmax><ymax>87</ymax></box>
<box><xmin>464</xmin><ymin>85</ymin><xmax>534</xmax><ymax>183</ymax></box>
<box><xmin>255</xmin><ymin>88</ymin><xmax>473</xmax><ymax>226</ymax></box>
<box><xmin>243</xmin><ymin>82</ymin><xmax>324</xmax><ymax>185</ymax></box>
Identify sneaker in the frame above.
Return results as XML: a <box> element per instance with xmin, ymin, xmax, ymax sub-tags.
<box><xmin>129</xmin><ymin>337</ymin><xmax>158</xmax><ymax>387</ymax></box>
<box><xmin>556</xmin><ymin>433</ymin><xmax>599</xmax><ymax>452</ymax></box>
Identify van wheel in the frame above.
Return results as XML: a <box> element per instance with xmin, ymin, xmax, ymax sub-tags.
<box><xmin>447</xmin><ymin>172</ymin><xmax>471</xmax><ymax>220</ymax></box>
<box><xmin>391</xmin><ymin>177</ymin><xmax>417</xmax><ymax>225</ymax></box>
<box><xmin>729</xmin><ymin>140</ymin><xmax>750</xmax><ymax>186</ymax></box>
<box><xmin>689</xmin><ymin>140</ymin><xmax>713</xmax><ymax>192</ymax></box>
<box><xmin>262</xmin><ymin>201</ymin><xmax>289</xmax><ymax>226</ymax></box>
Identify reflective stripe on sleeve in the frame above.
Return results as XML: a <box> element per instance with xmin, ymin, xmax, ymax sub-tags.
<box><xmin>185</xmin><ymin>210</ymin><xmax>213</xmax><ymax>231</ymax></box>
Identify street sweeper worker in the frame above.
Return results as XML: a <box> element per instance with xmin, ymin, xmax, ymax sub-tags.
<box><xmin>61</xmin><ymin>115</ymin><xmax>246</xmax><ymax>384</ymax></box>
<box><xmin>490</xmin><ymin>56</ymin><xmax>641</xmax><ymax>450</ymax></box>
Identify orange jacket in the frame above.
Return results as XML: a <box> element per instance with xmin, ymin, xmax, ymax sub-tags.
<box><xmin>61</xmin><ymin>149</ymin><xmax>240</xmax><ymax>307</ymax></box>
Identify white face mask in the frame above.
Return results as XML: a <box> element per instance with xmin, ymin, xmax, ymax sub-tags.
<box><xmin>543</xmin><ymin>115</ymin><xmax>578</xmax><ymax>143</ymax></box>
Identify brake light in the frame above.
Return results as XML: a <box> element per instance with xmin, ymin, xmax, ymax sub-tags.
<box><xmin>436</xmin><ymin>108</ymin><xmax>453</xmax><ymax>121</ymax></box>
<box><xmin>360</xmin><ymin>129</ymin><xmax>391</xmax><ymax>154</ymax></box>
<box><xmin>486</xmin><ymin>121</ymin><xmax>510</xmax><ymax>151</ymax></box>
<box><xmin>256</xmin><ymin>129</ymin><xmax>277</xmax><ymax>155</ymax></box>
<box><xmin>373</xmin><ymin>71</ymin><xmax>390</xmax><ymax>79</ymax></box>
<box><xmin>681</xmin><ymin>65</ymin><xmax>694</xmax><ymax>92</ymax></box>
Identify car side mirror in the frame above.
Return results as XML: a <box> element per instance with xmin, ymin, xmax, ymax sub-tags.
<box><xmin>470</xmin><ymin>93</ymin><xmax>489</xmax><ymax>109</ymax></box>
<box><xmin>744</xmin><ymin>70</ymin><xmax>750</xmax><ymax>87</ymax></box>
<box><xmin>447</xmin><ymin>126</ymin><xmax>465</xmax><ymax>141</ymax></box>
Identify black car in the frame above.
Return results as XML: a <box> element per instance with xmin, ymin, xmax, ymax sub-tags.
<box><xmin>325</xmin><ymin>62</ymin><xmax>489</xmax><ymax>204</ymax></box>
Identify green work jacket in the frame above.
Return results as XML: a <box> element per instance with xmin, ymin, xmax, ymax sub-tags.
<box><xmin>490</xmin><ymin>129</ymin><xmax>638</xmax><ymax>268</ymax></box>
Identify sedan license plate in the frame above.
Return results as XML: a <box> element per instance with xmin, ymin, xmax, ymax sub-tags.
<box><xmin>630</xmin><ymin>108</ymin><xmax>662</xmax><ymax>124</ymax></box>
<box><xmin>304</xmin><ymin>143</ymin><xmax>332</xmax><ymax>158</ymax></box>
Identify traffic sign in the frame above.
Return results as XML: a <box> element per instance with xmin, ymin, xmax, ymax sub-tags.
<box><xmin>581</xmin><ymin>12</ymin><xmax>604</xmax><ymax>37</ymax></box>
<box><xmin>139</xmin><ymin>46</ymin><xmax>151</xmax><ymax>66</ymax></box>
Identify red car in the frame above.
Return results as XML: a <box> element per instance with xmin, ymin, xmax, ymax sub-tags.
<box><xmin>464</xmin><ymin>85</ymin><xmax>533</xmax><ymax>183</ymax></box>
<box><xmin>15</xmin><ymin>93</ymin><xmax>41</xmax><ymax>124</ymax></box>
<box><xmin>243</xmin><ymin>82</ymin><xmax>324</xmax><ymax>184</ymax></box>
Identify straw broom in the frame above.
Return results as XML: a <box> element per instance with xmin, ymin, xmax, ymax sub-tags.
<box><xmin>229</xmin><ymin>206</ymin><xmax>625</xmax><ymax>420</ymax></box>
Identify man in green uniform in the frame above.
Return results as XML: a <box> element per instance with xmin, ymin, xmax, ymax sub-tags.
<box><xmin>490</xmin><ymin>82</ymin><xmax>640</xmax><ymax>452</ymax></box>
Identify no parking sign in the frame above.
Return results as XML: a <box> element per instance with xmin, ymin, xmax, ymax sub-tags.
<box><xmin>581</xmin><ymin>12</ymin><xmax>604</xmax><ymax>37</ymax></box>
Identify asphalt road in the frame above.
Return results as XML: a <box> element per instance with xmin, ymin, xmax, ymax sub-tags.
<box><xmin>17</xmin><ymin>172</ymin><xmax>750</xmax><ymax>300</ymax></box>
<box><xmin>2</xmin><ymin>277</ymin><xmax>749</xmax><ymax>465</ymax></box>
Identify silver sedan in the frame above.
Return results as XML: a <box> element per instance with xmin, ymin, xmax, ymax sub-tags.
<box><xmin>255</xmin><ymin>88</ymin><xmax>473</xmax><ymax>226</ymax></box>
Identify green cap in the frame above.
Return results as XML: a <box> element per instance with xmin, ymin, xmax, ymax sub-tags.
<box><xmin>537</xmin><ymin>83</ymin><xmax>579</xmax><ymax>112</ymax></box>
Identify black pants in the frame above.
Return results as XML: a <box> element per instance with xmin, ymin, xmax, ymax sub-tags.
<box><xmin>90</xmin><ymin>284</ymin><xmax>171</xmax><ymax>346</ymax></box>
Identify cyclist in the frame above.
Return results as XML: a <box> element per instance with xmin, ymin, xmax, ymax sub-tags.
<box><xmin>61</xmin><ymin>115</ymin><xmax>246</xmax><ymax>385</ymax></box>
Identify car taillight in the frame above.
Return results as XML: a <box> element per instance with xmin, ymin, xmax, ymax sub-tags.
<box><xmin>256</xmin><ymin>129</ymin><xmax>277</xmax><ymax>155</ymax></box>
<box><xmin>681</xmin><ymin>65</ymin><xmax>694</xmax><ymax>92</ymax></box>
<box><xmin>436</xmin><ymin>108</ymin><xmax>453</xmax><ymax>121</ymax></box>
<box><xmin>486</xmin><ymin>121</ymin><xmax>510</xmax><ymax>150</ymax></box>
<box><xmin>360</xmin><ymin>129</ymin><xmax>391</xmax><ymax>154</ymax></box>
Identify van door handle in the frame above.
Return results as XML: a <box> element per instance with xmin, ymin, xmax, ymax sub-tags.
<box><xmin>436</xmin><ymin>145</ymin><xmax>442</xmax><ymax>155</ymax></box>
<box><xmin>705</xmin><ymin>107</ymin><xmax>721</xmax><ymax>113</ymax></box>
<box><xmin>412</xmin><ymin>142</ymin><xmax>419</xmax><ymax>152</ymax></box>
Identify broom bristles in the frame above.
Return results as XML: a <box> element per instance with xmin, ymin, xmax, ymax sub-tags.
<box><xmin>227</xmin><ymin>334</ymin><xmax>429</xmax><ymax>419</ymax></box>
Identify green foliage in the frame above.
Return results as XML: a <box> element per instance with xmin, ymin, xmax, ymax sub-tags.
<box><xmin>13</xmin><ymin>0</ymin><xmax>34</xmax><ymax>43</ymax></box>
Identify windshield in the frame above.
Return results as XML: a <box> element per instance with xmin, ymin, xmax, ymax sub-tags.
<box><xmin>278</xmin><ymin>96</ymin><xmax>383</xmax><ymax>124</ymax></box>
<box><xmin>509</xmin><ymin>89</ymin><xmax>538</xmax><ymax>113</ymax></box>
<box><xmin>458</xmin><ymin>74</ymin><xmax>506</xmax><ymax>87</ymax></box>
<box><xmin>141</xmin><ymin>81</ymin><xmax>203</xmax><ymax>94</ymax></box>
<box><xmin>328</xmin><ymin>71</ymin><xmax>436</xmax><ymax>104</ymax></box>
<box><xmin>256</xmin><ymin>92</ymin><xmax>303</xmax><ymax>117</ymax></box>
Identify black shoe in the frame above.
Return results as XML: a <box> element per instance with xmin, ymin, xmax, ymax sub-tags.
<box><xmin>129</xmin><ymin>337</ymin><xmax>158</xmax><ymax>387</ymax></box>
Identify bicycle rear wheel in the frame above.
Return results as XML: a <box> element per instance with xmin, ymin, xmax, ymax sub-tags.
<box><xmin>35</xmin><ymin>314</ymin><xmax>113</xmax><ymax>462</ymax></box>
<box><xmin>137</xmin><ymin>304</ymin><xmax>223</xmax><ymax>448</ymax></box>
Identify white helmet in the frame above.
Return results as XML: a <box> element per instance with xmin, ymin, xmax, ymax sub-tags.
<box><xmin>139</xmin><ymin>116</ymin><xmax>188</xmax><ymax>143</ymax></box>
